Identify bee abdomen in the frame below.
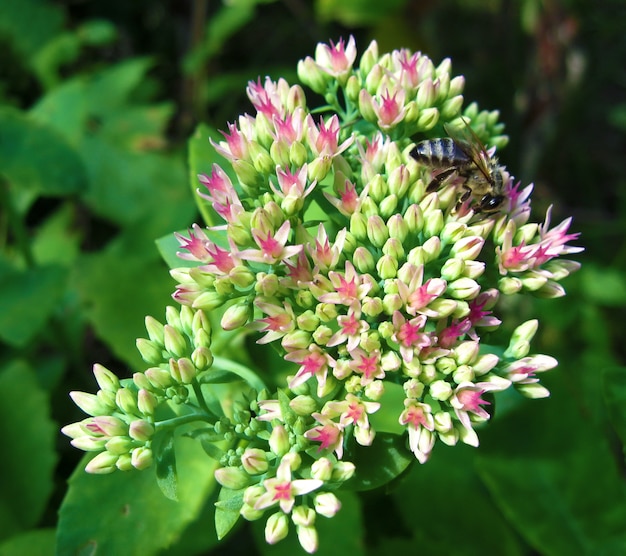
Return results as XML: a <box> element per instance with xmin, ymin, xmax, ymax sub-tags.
<box><xmin>411</xmin><ymin>138</ymin><xmax>468</xmax><ymax>167</ymax></box>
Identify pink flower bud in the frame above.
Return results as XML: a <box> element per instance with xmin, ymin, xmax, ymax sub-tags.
<box><xmin>265</xmin><ymin>512</ymin><xmax>289</xmax><ymax>545</ymax></box>
<box><xmin>85</xmin><ymin>451</ymin><xmax>119</xmax><ymax>474</ymax></box>
<box><xmin>131</xmin><ymin>446</ymin><xmax>153</xmax><ymax>470</ymax></box>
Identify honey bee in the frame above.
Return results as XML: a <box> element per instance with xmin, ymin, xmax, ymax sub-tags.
<box><xmin>410</xmin><ymin>119</ymin><xmax>507</xmax><ymax>214</ymax></box>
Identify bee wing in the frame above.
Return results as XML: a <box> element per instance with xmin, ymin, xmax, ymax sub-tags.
<box><xmin>443</xmin><ymin>119</ymin><xmax>493</xmax><ymax>181</ymax></box>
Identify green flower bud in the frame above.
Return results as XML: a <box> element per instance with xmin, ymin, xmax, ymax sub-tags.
<box><xmin>369</xmin><ymin>174</ymin><xmax>387</xmax><ymax>202</ymax></box>
<box><xmin>516</xmin><ymin>383</ymin><xmax>550</xmax><ymax>399</ymax></box>
<box><xmin>534</xmin><ymin>281</ymin><xmax>566</xmax><ymax>298</ymax></box>
<box><xmin>165</xmin><ymin>306</ymin><xmax>181</xmax><ymax>329</ymax></box>
<box><xmin>136</xmin><ymin>338</ymin><xmax>164</xmax><ymax>366</ymax></box>
<box><xmin>345</xmin><ymin>74</ymin><xmax>362</xmax><ymax>102</ymax></box>
<box><xmin>128</xmin><ymin>419</ymin><xmax>154</xmax><ymax>442</ymax></box>
<box><xmin>145</xmin><ymin>367</ymin><xmax>174</xmax><ymax>390</ymax></box>
<box><xmin>498</xmin><ymin>276</ymin><xmax>523</xmax><ymax>295</ymax></box>
<box><xmin>435</xmin><ymin>357</ymin><xmax>457</xmax><ymax>375</ymax></box>
<box><xmin>447</xmin><ymin>278</ymin><xmax>480</xmax><ymax>300</ymax></box>
<box><xmin>353</xmin><ymin>246</ymin><xmax>376</xmax><ymax>273</ymax></box>
<box><xmin>520</xmin><ymin>271</ymin><xmax>548</xmax><ymax>291</ymax></box>
<box><xmin>312</xmin><ymin>325</ymin><xmax>333</xmax><ymax>345</ymax></box>
<box><xmin>221</xmin><ymin>301</ymin><xmax>252</xmax><ymax>331</ymax></box>
<box><xmin>289</xmin><ymin>141</ymin><xmax>308</xmax><ymax>168</ymax></box>
<box><xmin>308</xmin><ymin>155</ymin><xmax>333</xmax><ymax>182</ymax></box>
<box><xmin>137</xmin><ymin>388</ymin><xmax>158</xmax><ymax>416</ymax></box>
<box><xmin>417</xmin><ymin>77</ymin><xmax>436</xmax><ymax>107</ymax></box>
<box><xmin>295</xmin><ymin>289</ymin><xmax>314</xmax><ymax>308</ymax></box>
<box><xmin>350</xmin><ymin>212</ymin><xmax>368</xmax><ymax>240</ymax></box>
<box><xmin>454</xmin><ymin>341</ymin><xmax>479</xmax><ymax>365</ymax></box>
<box><xmin>331</xmin><ymin>461</ymin><xmax>356</xmax><ymax>482</ymax></box>
<box><xmin>404</xmin><ymin>204</ymin><xmax>424</xmax><ymax>234</ymax></box>
<box><xmin>441</xmin><ymin>258</ymin><xmax>465</xmax><ymax>281</ymax></box>
<box><xmin>93</xmin><ymin>364</ymin><xmax>120</xmax><ymax>393</ymax></box>
<box><xmin>265</xmin><ymin>512</ymin><xmax>290</xmax><ymax>545</ymax></box>
<box><xmin>289</xmin><ymin>395</ymin><xmax>318</xmax><ymax>416</ymax></box>
<box><xmin>115</xmin><ymin>388</ymin><xmax>138</xmax><ymax>415</ymax></box>
<box><xmin>417</xmin><ymin>107</ymin><xmax>439</xmax><ymax>131</ymax></box>
<box><xmin>191</xmin><ymin>345</ymin><xmax>213</xmax><ymax>372</ymax></box>
<box><xmin>361</xmin><ymin>296</ymin><xmax>383</xmax><ymax>317</ymax></box>
<box><xmin>376</xmin><ymin>254</ymin><xmax>398</xmax><ymax>279</ymax></box>
<box><xmin>163</xmin><ymin>325</ymin><xmax>187</xmax><ymax>358</ymax></box>
<box><xmin>504</xmin><ymin>319</ymin><xmax>538</xmax><ymax>359</ymax></box>
<box><xmin>360</xmin><ymin>40</ymin><xmax>379</xmax><ymax>76</ymax></box>
<box><xmin>85</xmin><ymin>451</ymin><xmax>119</xmax><ymax>474</ymax></box>
<box><xmin>297</xmin><ymin>56</ymin><xmax>331</xmax><ymax>94</ymax></box>
<box><xmin>70</xmin><ymin>391</ymin><xmax>110</xmax><ymax>417</ymax></box>
<box><xmin>382</xmin><ymin>293</ymin><xmax>403</xmax><ymax>315</ymax></box>
<box><xmin>464</xmin><ymin>260</ymin><xmax>485</xmax><ymax>280</ymax></box>
<box><xmin>441</xmin><ymin>95</ymin><xmax>464</xmax><ymax>119</ymax></box>
<box><xmin>381</xmin><ymin>350</ymin><xmax>401</xmax><ymax>372</ymax></box>
<box><xmin>310</xmin><ymin>457</ymin><xmax>333</xmax><ymax>481</ymax></box>
<box><xmin>241</xmin><ymin>448</ymin><xmax>269</xmax><ymax>475</ymax></box>
<box><xmin>131</xmin><ymin>446</ymin><xmax>153</xmax><ymax>470</ymax></box>
<box><xmin>449</xmin><ymin>75</ymin><xmax>465</xmax><ymax>97</ymax></box>
<box><xmin>430</xmin><ymin>379</ymin><xmax>453</xmax><ymax>400</ymax></box>
<box><xmin>423</xmin><ymin>209</ymin><xmax>444</xmax><ymax>237</ymax></box>
<box><xmin>367</xmin><ymin>215</ymin><xmax>389</xmax><ymax>248</ymax></box>
<box><xmin>387</xmin><ymin>214</ymin><xmax>408</xmax><ymax>242</ymax></box>
<box><xmin>214</xmin><ymin>466</ymin><xmax>251</xmax><ymax>489</ymax></box>
<box><xmin>105</xmin><ymin>436</ymin><xmax>133</xmax><ymax>456</ymax></box>
<box><xmin>452</xmin><ymin>365</ymin><xmax>474</xmax><ymax>384</ymax></box>
<box><xmin>358</xmin><ymin>88</ymin><xmax>377</xmax><ymax>122</ymax></box>
<box><xmin>269</xmin><ymin>424</ymin><xmax>290</xmax><ymax>456</ymax></box>
<box><xmin>270</xmin><ymin>139</ymin><xmax>291</xmax><ymax>168</ymax></box>
<box><xmin>427</xmin><ymin>297</ymin><xmax>458</xmax><ymax>318</ymax></box>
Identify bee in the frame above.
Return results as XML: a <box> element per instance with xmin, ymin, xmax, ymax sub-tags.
<box><xmin>410</xmin><ymin>119</ymin><xmax>507</xmax><ymax>214</ymax></box>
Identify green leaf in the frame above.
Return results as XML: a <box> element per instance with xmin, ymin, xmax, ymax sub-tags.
<box><xmin>0</xmin><ymin>259</ymin><xmax>67</xmax><ymax>347</ymax></box>
<box><xmin>57</xmin><ymin>436</ymin><xmax>219</xmax><ymax>556</ymax></box>
<box><xmin>343</xmin><ymin>432</ymin><xmax>413</xmax><ymax>491</ymax></box>
<box><xmin>603</xmin><ymin>366</ymin><xmax>626</xmax><ymax>452</ymax></box>
<box><xmin>476</xmin><ymin>387</ymin><xmax>626</xmax><ymax>555</ymax></box>
<box><xmin>0</xmin><ymin>528</ymin><xmax>56</xmax><ymax>556</ymax></box>
<box><xmin>154</xmin><ymin>431</ymin><xmax>179</xmax><ymax>501</ymax></box>
<box><xmin>393</xmin><ymin>445</ymin><xmax>526</xmax><ymax>556</ymax></box>
<box><xmin>156</xmin><ymin>226</ymin><xmax>229</xmax><ymax>270</ymax></box>
<box><xmin>0</xmin><ymin>362</ymin><xmax>57</xmax><ymax>540</ymax></box>
<box><xmin>215</xmin><ymin>487</ymin><xmax>244</xmax><ymax>540</ymax></box>
<box><xmin>0</xmin><ymin>0</ymin><xmax>65</xmax><ymax>58</ymax></box>
<box><xmin>72</xmin><ymin>245</ymin><xmax>175</xmax><ymax>371</ymax></box>
<box><xmin>0</xmin><ymin>107</ymin><xmax>88</xmax><ymax>201</ymax></box>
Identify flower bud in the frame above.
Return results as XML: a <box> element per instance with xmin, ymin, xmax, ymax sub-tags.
<box><xmin>311</xmin><ymin>457</ymin><xmax>333</xmax><ymax>481</ymax></box>
<box><xmin>360</xmin><ymin>40</ymin><xmax>379</xmax><ymax>76</ymax></box>
<box><xmin>534</xmin><ymin>281</ymin><xmax>566</xmax><ymax>298</ymax></box>
<box><xmin>145</xmin><ymin>367</ymin><xmax>174</xmax><ymax>389</ymax></box>
<box><xmin>85</xmin><ymin>451</ymin><xmax>119</xmax><ymax>474</ymax></box>
<box><xmin>423</xmin><ymin>209</ymin><xmax>444</xmax><ymax>237</ymax></box>
<box><xmin>367</xmin><ymin>215</ymin><xmax>389</xmax><ymax>248</ymax></box>
<box><xmin>269</xmin><ymin>424</ymin><xmax>290</xmax><ymax>456</ymax></box>
<box><xmin>441</xmin><ymin>95</ymin><xmax>464</xmax><ymax>119</ymax></box>
<box><xmin>379</xmin><ymin>194</ymin><xmax>399</xmax><ymax>218</ymax></box>
<box><xmin>163</xmin><ymin>325</ymin><xmax>187</xmax><ymax>358</ymax></box>
<box><xmin>498</xmin><ymin>276</ymin><xmax>523</xmax><ymax>295</ymax></box>
<box><xmin>404</xmin><ymin>204</ymin><xmax>423</xmax><ymax>234</ymax></box>
<box><xmin>452</xmin><ymin>365</ymin><xmax>474</xmax><ymax>384</ymax></box>
<box><xmin>381</xmin><ymin>350</ymin><xmax>401</xmax><ymax>372</ymax></box>
<box><xmin>361</xmin><ymin>296</ymin><xmax>383</xmax><ymax>318</ymax></box>
<box><xmin>93</xmin><ymin>364</ymin><xmax>121</xmax><ymax>393</ymax></box>
<box><xmin>116</xmin><ymin>387</ymin><xmax>138</xmax><ymax>415</ymax></box>
<box><xmin>282</xmin><ymin>330</ymin><xmax>312</xmax><ymax>351</ymax></box>
<box><xmin>265</xmin><ymin>512</ymin><xmax>289</xmax><ymax>545</ymax></box>
<box><xmin>70</xmin><ymin>391</ymin><xmax>111</xmax><ymax>417</ymax></box>
<box><xmin>449</xmin><ymin>75</ymin><xmax>465</xmax><ymax>97</ymax></box>
<box><xmin>516</xmin><ymin>383</ymin><xmax>550</xmax><ymax>398</ymax></box>
<box><xmin>215</xmin><ymin>466</ymin><xmax>251</xmax><ymax>490</ymax></box>
<box><xmin>131</xmin><ymin>446</ymin><xmax>153</xmax><ymax>470</ymax></box>
<box><xmin>241</xmin><ymin>448</ymin><xmax>269</xmax><ymax>475</ymax></box>
<box><xmin>376</xmin><ymin>254</ymin><xmax>398</xmax><ymax>279</ymax></box>
<box><xmin>331</xmin><ymin>461</ymin><xmax>356</xmax><ymax>482</ymax></box>
<box><xmin>221</xmin><ymin>301</ymin><xmax>251</xmax><ymax>331</ymax></box>
<box><xmin>290</xmin><ymin>395</ymin><xmax>318</xmax><ymax>416</ymax></box>
<box><xmin>308</xmin><ymin>155</ymin><xmax>333</xmax><ymax>182</ymax></box>
<box><xmin>447</xmin><ymin>278</ymin><xmax>480</xmax><ymax>300</ymax></box>
<box><xmin>128</xmin><ymin>419</ymin><xmax>154</xmax><ymax>442</ymax></box>
<box><xmin>105</xmin><ymin>436</ymin><xmax>133</xmax><ymax>455</ymax></box>
<box><xmin>353</xmin><ymin>246</ymin><xmax>375</xmax><ymax>273</ymax></box>
<box><xmin>136</xmin><ymin>338</ymin><xmax>164</xmax><ymax>365</ymax></box>
<box><xmin>137</xmin><ymin>388</ymin><xmax>158</xmax><ymax>415</ymax></box>
<box><xmin>416</xmin><ymin>107</ymin><xmax>439</xmax><ymax>131</ymax></box>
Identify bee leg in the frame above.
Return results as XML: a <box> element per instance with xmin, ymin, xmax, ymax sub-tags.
<box><xmin>459</xmin><ymin>185</ymin><xmax>472</xmax><ymax>202</ymax></box>
<box><xmin>426</xmin><ymin>167</ymin><xmax>457</xmax><ymax>192</ymax></box>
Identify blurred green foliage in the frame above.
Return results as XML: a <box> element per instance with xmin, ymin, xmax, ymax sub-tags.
<box><xmin>0</xmin><ymin>0</ymin><xmax>624</xmax><ymax>554</ymax></box>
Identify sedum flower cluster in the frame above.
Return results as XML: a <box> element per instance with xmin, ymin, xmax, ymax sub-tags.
<box><xmin>64</xmin><ymin>37</ymin><xmax>582</xmax><ymax>553</ymax></box>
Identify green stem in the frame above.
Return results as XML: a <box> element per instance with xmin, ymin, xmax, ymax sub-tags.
<box><xmin>192</xmin><ymin>380</ymin><xmax>211</xmax><ymax>414</ymax></box>
<box><xmin>154</xmin><ymin>411</ymin><xmax>214</xmax><ymax>432</ymax></box>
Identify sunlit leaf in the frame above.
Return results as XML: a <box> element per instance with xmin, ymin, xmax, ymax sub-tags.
<box><xmin>215</xmin><ymin>487</ymin><xmax>244</xmax><ymax>540</ymax></box>
<box><xmin>57</xmin><ymin>436</ymin><xmax>218</xmax><ymax>556</ymax></box>
<box><xmin>154</xmin><ymin>430</ymin><xmax>178</xmax><ymax>501</ymax></box>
